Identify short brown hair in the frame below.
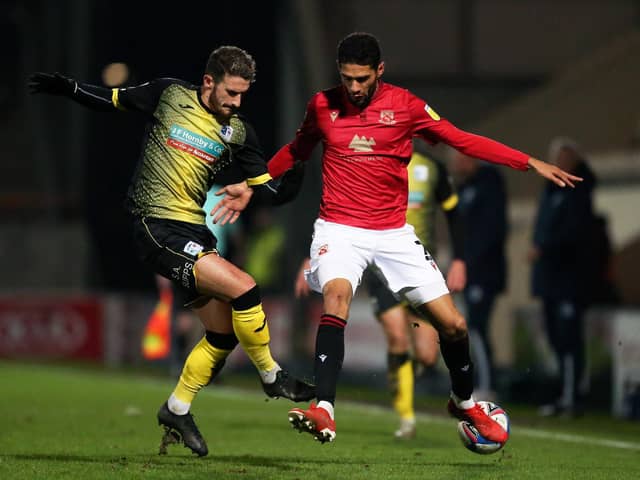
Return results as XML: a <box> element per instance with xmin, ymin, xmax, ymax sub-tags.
<box><xmin>337</xmin><ymin>32</ymin><xmax>381</xmax><ymax>68</ymax></box>
<box><xmin>205</xmin><ymin>46</ymin><xmax>256</xmax><ymax>83</ymax></box>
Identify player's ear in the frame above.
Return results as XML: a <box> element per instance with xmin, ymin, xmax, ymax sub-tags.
<box><xmin>376</xmin><ymin>61</ymin><xmax>385</xmax><ymax>78</ymax></box>
<box><xmin>202</xmin><ymin>74</ymin><xmax>215</xmax><ymax>88</ymax></box>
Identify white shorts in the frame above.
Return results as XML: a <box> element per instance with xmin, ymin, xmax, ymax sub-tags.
<box><xmin>305</xmin><ymin>219</ymin><xmax>449</xmax><ymax>306</ymax></box>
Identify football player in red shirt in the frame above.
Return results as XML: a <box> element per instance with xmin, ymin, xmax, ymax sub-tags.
<box><xmin>217</xmin><ymin>32</ymin><xmax>581</xmax><ymax>444</ymax></box>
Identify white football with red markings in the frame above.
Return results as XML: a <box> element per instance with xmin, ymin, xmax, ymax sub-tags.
<box><xmin>457</xmin><ymin>401</ymin><xmax>510</xmax><ymax>454</ymax></box>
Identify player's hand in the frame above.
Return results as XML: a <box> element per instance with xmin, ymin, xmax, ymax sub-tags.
<box><xmin>28</xmin><ymin>72</ymin><xmax>77</xmax><ymax>96</ymax></box>
<box><xmin>210</xmin><ymin>181</ymin><xmax>252</xmax><ymax>225</ymax></box>
<box><xmin>528</xmin><ymin>157</ymin><xmax>583</xmax><ymax>188</ymax></box>
<box><xmin>273</xmin><ymin>161</ymin><xmax>305</xmax><ymax>205</ymax></box>
<box><xmin>294</xmin><ymin>257</ymin><xmax>312</xmax><ymax>298</ymax></box>
<box><xmin>446</xmin><ymin>259</ymin><xmax>467</xmax><ymax>293</ymax></box>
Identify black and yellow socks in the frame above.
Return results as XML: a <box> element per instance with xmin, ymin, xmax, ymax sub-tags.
<box><xmin>169</xmin><ymin>330</ymin><xmax>238</xmax><ymax>414</ymax></box>
<box><xmin>231</xmin><ymin>285</ymin><xmax>279</xmax><ymax>383</ymax></box>
<box><xmin>388</xmin><ymin>352</ymin><xmax>415</xmax><ymax>421</ymax></box>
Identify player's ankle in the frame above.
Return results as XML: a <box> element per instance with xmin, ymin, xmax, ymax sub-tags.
<box><xmin>260</xmin><ymin>364</ymin><xmax>282</xmax><ymax>384</ymax></box>
<box><xmin>168</xmin><ymin>394</ymin><xmax>190</xmax><ymax>415</ymax></box>
<box><xmin>317</xmin><ymin>400</ymin><xmax>335</xmax><ymax>420</ymax></box>
<box><xmin>451</xmin><ymin>392</ymin><xmax>475</xmax><ymax>410</ymax></box>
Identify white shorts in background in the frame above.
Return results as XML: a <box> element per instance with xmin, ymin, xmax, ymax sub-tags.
<box><xmin>304</xmin><ymin>218</ymin><xmax>449</xmax><ymax>306</ymax></box>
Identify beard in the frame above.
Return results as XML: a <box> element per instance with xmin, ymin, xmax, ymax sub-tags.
<box><xmin>346</xmin><ymin>81</ymin><xmax>378</xmax><ymax>108</ymax></box>
<box><xmin>211</xmin><ymin>101</ymin><xmax>236</xmax><ymax>119</ymax></box>
<box><xmin>348</xmin><ymin>94</ymin><xmax>370</xmax><ymax>108</ymax></box>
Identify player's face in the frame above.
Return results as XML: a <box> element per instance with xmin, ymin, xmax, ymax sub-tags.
<box><xmin>203</xmin><ymin>74</ymin><xmax>251</xmax><ymax>118</ymax></box>
<box><xmin>338</xmin><ymin>62</ymin><xmax>384</xmax><ymax>108</ymax></box>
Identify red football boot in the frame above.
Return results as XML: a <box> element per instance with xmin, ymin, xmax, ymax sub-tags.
<box><xmin>447</xmin><ymin>399</ymin><xmax>508</xmax><ymax>443</ymax></box>
<box><xmin>288</xmin><ymin>402</ymin><xmax>336</xmax><ymax>443</ymax></box>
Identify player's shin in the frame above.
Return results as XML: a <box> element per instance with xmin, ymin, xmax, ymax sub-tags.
<box><xmin>314</xmin><ymin>314</ymin><xmax>347</xmax><ymax>417</ymax></box>
<box><xmin>170</xmin><ymin>331</ymin><xmax>238</xmax><ymax>414</ymax></box>
<box><xmin>231</xmin><ymin>285</ymin><xmax>279</xmax><ymax>382</ymax></box>
<box><xmin>440</xmin><ymin>333</ymin><xmax>475</xmax><ymax>407</ymax></box>
<box><xmin>388</xmin><ymin>352</ymin><xmax>414</xmax><ymax>420</ymax></box>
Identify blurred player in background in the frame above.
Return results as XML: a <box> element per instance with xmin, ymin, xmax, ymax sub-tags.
<box><xmin>263</xmin><ymin>32</ymin><xmax>581</xmax><ymax>444</ymax></box>
<box><xmin>29</xmin><ymin>45</ymin><xmax>313</xmax><ymax>457</ymax></box>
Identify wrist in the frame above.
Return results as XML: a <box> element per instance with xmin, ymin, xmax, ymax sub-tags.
<box><xmin>527</xmin><ymin>157</ymin><xmax>541</xmax><ymax>171</ymax></box>
<box><xmin>61</xmin><ymin>77</ymin><xmax>78</xmax><ymax>97</ymax></box>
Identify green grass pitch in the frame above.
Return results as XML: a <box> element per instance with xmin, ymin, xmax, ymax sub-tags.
<box><xmin>1</xmin><ymin>362</ymin><xmax>639</xmax><ymax>479</ymax></box>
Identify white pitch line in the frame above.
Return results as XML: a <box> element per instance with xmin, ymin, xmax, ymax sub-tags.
<box><xmin>514</xmin><ymin>427</ymin><xmax>640</xmax><ymax>451</ymax></box>
<box><xmin>338</xmin><ymin>400</ymin><xmax>640</xmax><ymax>452</ymax></box>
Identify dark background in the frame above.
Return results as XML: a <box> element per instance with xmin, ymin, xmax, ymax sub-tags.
<box><xmin>85</xmin><ymin>3</ymin><xmax>279</xmax><ymax>291</ymax></box>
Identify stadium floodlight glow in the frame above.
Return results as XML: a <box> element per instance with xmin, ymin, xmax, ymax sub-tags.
<box><xmin>102</xmin><ymin>62</ymin><xmax>130</xmax><ymax>87</ymax></box>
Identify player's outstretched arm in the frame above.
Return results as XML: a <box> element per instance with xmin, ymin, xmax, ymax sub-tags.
<box><xmin>28</xmin><ymin>72</ymin><xmax>76</xmax><ymax>96</ymax></box>
<box><xmin>28</xmin><ymin>71</ymin><xmax>115</xmax><ymax>111</ymax></box>
<box><xmin>527</xmin><ymin>157</ymin><xmax>583</xmax><ymax>188</ymax></box>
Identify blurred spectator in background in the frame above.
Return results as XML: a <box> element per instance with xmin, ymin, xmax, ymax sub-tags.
<box><xmin>450</xmin><ymin>151</ymin><xmax>507</xmax><ymax>400</ymax></box>
<box><xmin>586</xmin><ymin>213</ymin><xmax>619</xmax><ymax>307</ymax></box>
<box><xmin>529</xmin><ymin>137</ymin><xmax>598</xmax><ymax>417</ymax></box>
<box><xmin>243</xmin><ymin>206</ymin><xmax>286</xmax><ymax>294</ymax></box>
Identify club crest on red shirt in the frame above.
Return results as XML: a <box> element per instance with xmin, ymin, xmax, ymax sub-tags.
<box><xmin>379</xmin><ymin>110</ymin><xmax>396</xmax><ymax>125</ymax></box>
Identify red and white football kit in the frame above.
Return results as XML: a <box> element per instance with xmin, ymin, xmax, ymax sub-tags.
<box><xmin>269</xmin><ymin>82</ymin><xmax>529</xmax><ymax>303</ymax></box>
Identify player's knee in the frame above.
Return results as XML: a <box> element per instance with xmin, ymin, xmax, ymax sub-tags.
<box><xmin>322</xmin><ymin>280</ymin><xmax>353</xmax><ymax>316</ymax></box>
<box><xmin>194</xmin><ymin>256</ymin><xmax>255</xmax><ymax>297</ymax></box>
<box><xmin>416</xmin><ymin>349</ymin><xmax>439</xmax><ymax>368</ymax></box>
<box><xmin>231</xmin><ymin>284</ymin><xmax>261</xmax><ymax>310</ymax></box>
<box><xmin>205</xmin><ymin>330</ymin><xmax>239</xmax><ymax>350</ymax></box>
<box><xmin>387</xmin><ymin>332</ymin><xmax>409</xmax><ymax>352</ymax></box>
<box><xmin>439</xmin><ymin>313</ymin><xmax>468</xmax><ymax>341</ymax></box>
<box><xmin>379</xmin><ymin>309</ymin><xmax>407</xmax><ymax>350</ymax></box>
<box><xmin>384</xmin><ymin>323</ymin><xmax>409</xmax><ymax>351</ymax></box>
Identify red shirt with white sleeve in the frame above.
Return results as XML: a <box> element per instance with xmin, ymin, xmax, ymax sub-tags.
<box><xmin>269</xmin><ymin>81</ymin><xmax>529</xmax><ymax>230</ymax></box>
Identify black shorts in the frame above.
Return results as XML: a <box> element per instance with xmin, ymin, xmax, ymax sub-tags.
<box><xmin>131</xmin><ymin>216</ymin><xmax>218</xmax><ymax>305</ymax></box>
<box><xmin>364</xmin><ymin>267</ymin><xmax>425</xmax><ymax>320</ymax></box>
<box><xmin>364</xmin><ymin>267</ymin><xmax>402</xmax><ymax>315</ymax></box>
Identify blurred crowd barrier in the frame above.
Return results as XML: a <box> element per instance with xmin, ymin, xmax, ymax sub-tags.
<box><xmin>512</xmin><ymin>304</ymin><xmax>640</xmax><ymax>419</ymax></box>
<box><xmin>1</xmin><ymin>292</ymin><xmax>639</xmax><ymax>418</ymax></box>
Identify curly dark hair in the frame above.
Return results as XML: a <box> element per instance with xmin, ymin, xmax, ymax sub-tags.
<box><xmin>337</xmin><ymin>32</ymin><xmax>381</xmax><ymax>68</ymax></box>
<box><xmin>205</xmin><ymin>46</ymin><xmax>256</xmax><ymax>83</ymax></box>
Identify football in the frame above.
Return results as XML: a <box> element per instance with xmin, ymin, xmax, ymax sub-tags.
<box><xmin>457</xmin><ymin>401</ymin><xmax>510</xmax><ymax>454</ymax></box>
